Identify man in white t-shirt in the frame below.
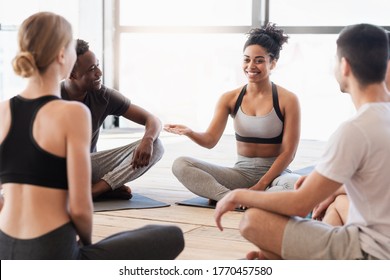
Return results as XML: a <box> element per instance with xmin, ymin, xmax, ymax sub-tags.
<box><xmin>214</xmin><ymin>23</ymin><xmax>390</xmax><ymax>259</ymax></box>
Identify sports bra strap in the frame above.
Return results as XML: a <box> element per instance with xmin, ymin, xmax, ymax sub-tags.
<box><xmin>232</xmin><ymin>85</ymin><xmax>247</xmax><ymax>116</ymax></box>
<box><xmin>272</xmin><ymin>83</ymin><xmax>284</xmax><ymax>121</ymax></box>
<box><xmin>233</xmin><ymin>83</ymin><xmax>283</xmax><ymax>121</ymax></box>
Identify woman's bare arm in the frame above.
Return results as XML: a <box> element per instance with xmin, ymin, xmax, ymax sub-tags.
<box><xmin>65</xmin><ymin>102</ymin><xmax>93</xmax><ymax>245</ymax></box>
<box><xmin>164</xmin><ymin>91</ymin><xmax>234</xmax><ymax>149</ymax></box>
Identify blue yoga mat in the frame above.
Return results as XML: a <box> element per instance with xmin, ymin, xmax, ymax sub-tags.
<box><xmin>94</xmin><ymin>193</ymin><xmax>170</xmax><ymax>212</ymax></box>
<box><xmin>176</xmin><ymin>196</ymin><xmax>245</xmax><ymax>212</ymax></box>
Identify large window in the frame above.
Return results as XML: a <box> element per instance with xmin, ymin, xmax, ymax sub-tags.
<box><xmin>115</xmin><ymin>0</ymin><xmax>262</xmax><ymax>134</ymax></box>
<box><xmin>2</xmin><ymin>1</ymin><xmax>389</xmax><ymax>141</ymax></box>
<box><xmin>120</xmin><ymin>0</ymin><xmax>252</xmax><ymax>26</ymax></box>
<box><xmin>119</xmin><ymin>33</ymin><xmax>246</xmax><ymax>130</ymax></box>
<box><xmin>0</xmin><ymin>29</ymin><xmax>21</xmax><ymax>101</ymax></box>
<box><xmin>0</xmin><ymin>0</ymin><xmax>81</xmax><ymax>100</ymax></box>
<box><xmin>268</xmin><ymin>0</ymin><xmax>390</xmax><ymax>139</ymax></box>
<box><xmin>271</xmin><ymin>0</ymin><xmax>390</xmax><ymax>26</ymax></box>
<box><xmin>272</xmin><ymin>34</ymin><xmax>355</xmax><ymax>140</ymax></box>
<box><xmin>114</xmin><ymin>0</ymin><xmax>390</xmax><ymax>140</ymax></box>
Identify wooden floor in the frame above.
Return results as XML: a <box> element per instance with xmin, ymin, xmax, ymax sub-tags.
<box><xmin>93</xmin><ymin>130</ymin><xmax>327</xmax><ymax>259</ymax></box>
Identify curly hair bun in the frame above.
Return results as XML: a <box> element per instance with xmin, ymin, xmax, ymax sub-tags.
<box><xmin>244</xmin><ymin>22</ymin><xmax>289</xmax><ymax>60</ymax></box>
<box><xmin>247</xmin><ymin>23</ymin><xmax>289</xmax><ymax>47</ymax></box>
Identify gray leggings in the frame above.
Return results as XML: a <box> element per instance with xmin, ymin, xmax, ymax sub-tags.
<box><xmin>91</xmin><ymin>138</ymin><xmax>164</xmax><ymax>190</ymax></box>
<box><xmin>0</xmin><ymin>223</ymin><xmax>184</xmax><ymax>260</ymax></box>
<box><xmin>172</xmin><ymin>155</ymin><xmax>301</xmax><ymax>201</ymax></box>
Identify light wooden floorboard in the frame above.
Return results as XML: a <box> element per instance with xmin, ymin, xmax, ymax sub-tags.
<box><xmin>93</xmin><ymin>131</ymin><xmax>326</xmax><ymax>259</ymax></box>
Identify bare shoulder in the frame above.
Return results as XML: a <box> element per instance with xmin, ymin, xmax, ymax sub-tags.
<box><xmin>0</xmin><ymin>100</ymin><xmax>10</xmax><ymax>124</ymax></box>
<box><xmin>274</xmin><ymin>84</ymin><xmax>299</xmax><ymax>105</ymax></box>
<box><xmin>51</xmin><ymin>100</ymin><xmax>91</xmax><ymax>125</ymax></box>
<box><xmin>0</xmin><ymin>99</ymin><xmax>9</xmax><ymax>110</ymax></box>
<box><xmin>221</xmin><ymin>86</ymin><xmax>244</xmax><ymax>99</ymax></box>
<box><xmin>218</xmin><ymin>85</ymin><xmax>245</xmax><ymax>109</ymax></box>
<box><xmin>58</xmin><ymin>100</ymin><xmax>89</xmax><ymax>115</ymax></box>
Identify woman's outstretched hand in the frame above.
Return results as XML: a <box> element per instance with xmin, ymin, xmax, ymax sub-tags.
<box><xmin>164</xmin><ymin>124</ymin><xmax>192</xmax><ymax>136</ymax></box>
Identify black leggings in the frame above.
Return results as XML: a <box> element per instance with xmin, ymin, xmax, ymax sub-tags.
<box><xmin>0</xmin><ymin>223</ymin><xmax>184</xmax><ymax>260</ymax></box>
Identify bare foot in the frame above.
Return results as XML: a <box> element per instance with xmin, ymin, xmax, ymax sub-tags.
<box><xmin>94</xmin><ymin>185</ymin><xmax>132</xmax><ymax>201</ymax></box>
<box><xmin>246</xmin><ymin>251</ymin><xmax>267</xmax><ymax>260</ymax></box>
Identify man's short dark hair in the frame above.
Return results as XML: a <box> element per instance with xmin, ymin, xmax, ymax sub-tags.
<box><xmin>76</xmin><ymin>39</ymin><xmax>89</xmax><ymax>56</ymax></box>
<box><xmin>70</xmin><ymin>39</ymin><xmax>90</xmax><ymax>77</ymax></box>
<box><xmin>337</xmin><ymin>24</ymin><xmax>389</xmax><ymax>86</ymax></box>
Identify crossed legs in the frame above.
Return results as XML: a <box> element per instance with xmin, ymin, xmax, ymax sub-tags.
<box><xmin>240</xmin><ymin>206</ymin><xmax>363</xmax><ymax>260</ymax></box>
<box><xmin>91</xmin><ymin>139</ymin><xmax>164</xmax><ymax>199</ymax></box>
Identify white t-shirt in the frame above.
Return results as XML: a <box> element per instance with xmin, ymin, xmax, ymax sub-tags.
<box><xmin>316</xmin><ymin>102</ymin><xmax>390</xmax><ymax>259</ymax></box>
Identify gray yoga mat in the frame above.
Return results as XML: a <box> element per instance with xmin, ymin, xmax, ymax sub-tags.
<box><xmin>176</xmin><ymin>196</ymin><xmax>245</xmax><ymax>212</ymax></box>
<box><xmin>94</xmin><ymin>193</ymin><xmax>170</xmax><ymax>212</ymax></box>
<box><xmin>176</xmin><ymin>166</ymin><xmax>315</xmax><ymax>210</ymax></box>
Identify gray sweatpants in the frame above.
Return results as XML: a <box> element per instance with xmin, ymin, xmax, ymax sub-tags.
<box><xmin>172</xmin><ymin>155</ymin><xmax>301</xmax><ymax>201</ymax></box>
<box><xmin>91</xmin><ymin>138</ymin><xmax>164</xmax><ymax>190</ymax></box>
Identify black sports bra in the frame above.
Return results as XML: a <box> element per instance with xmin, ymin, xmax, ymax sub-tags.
<box><xmin>0</xmin><ymin>95</ymin><xmax>68</xmax><ymax>189</ymax></box>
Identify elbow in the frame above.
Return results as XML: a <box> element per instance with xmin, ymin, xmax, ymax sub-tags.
<box><xmin>69</xmin><ymin>205</ymin><xmax>92</xmax><ymax>222</ymax></box>
<box><xmin>289</xmin><ymin>193</ymin><xmax>313</xmax><ymax>218</ymax></box>
<box><xmin>156</xmin><ymin>117</ymin><xmax>162</xmax><ymax>130</ymax></box>
<box><xmin>286</xmin><ymin>148</ymin><xmax>297</xmax><ymax>163</ymax></box>
<box><xmin>296</xmin><ymin>202</ymin><xmax>315</xmax><ymax>218</ymax></box>
<box><xmin>151</xmin><ymin>116</ymin><xmax>162</xmax><ymax>132</ymax></box>
<box><xmin>281</xmin><ymin>150</ymin><xmax>296</xmax><ymax>165</ymax></box>
<box><xmin>197</xmin><ymin>134</ymin><xmax>218</xmax><ymax>149</ymax></box>
<box><xmin>296</xmin><ymin>207</ymin><xmax>312</xmax><ymax>218</ymax></box>
<box><xmin>145</xmin><ymin>115</ymin><xmax>162</xmax><ymax>131</ymax></box>
<box><xmin>205</xmin><ymin>142</ymin><xmax>217</xmax><ymax>149</ymax></box>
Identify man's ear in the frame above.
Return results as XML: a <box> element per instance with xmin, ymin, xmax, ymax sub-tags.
<box><xmin>340</xmin><ymin>57</ymin><xmax>351</xmax><ymax>77</ymax></box>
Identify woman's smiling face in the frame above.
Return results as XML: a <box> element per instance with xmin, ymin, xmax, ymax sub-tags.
<box><xmin>242</xmin><ymin>44</ymin><xmax>276</xmax><ymax>82</ymax></box>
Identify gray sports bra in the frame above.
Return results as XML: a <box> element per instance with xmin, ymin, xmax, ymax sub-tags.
<box><xmin>232</xmin><ymin>83</ymin><xmax>284</xmax><ymax>144</ymax></box>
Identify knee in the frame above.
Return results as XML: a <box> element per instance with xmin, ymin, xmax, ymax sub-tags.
<box><xmin>141</xmin><ymin>225</ymin><xmax>185</xmax><ymax>259</ymax></box>
<box><xmin>333</xmin><ymin>194</ymin><xmax>348</xmax><ymax>208</ymax></box>
<box><xmin>157</xmin><ymin>225</ymin><xmax>185</xmax><ymax>256</ymax></box>
<box><xmin>168</xmin><ymin>226</ymin><xmax>185</xmax><ymax>248</ymax></box>
<box><xmin>167</xmin><ymin>226</ymin><xmax>185</xmax><ymax>258</ymax></box>
<box><xmin>325</xmin><ymin>201</ymin><xmax>337</xmax><ymax>215</ymax></box>
<box><xmin>239</xmin><ymin>208</ymin><xmax>265</xmax><ymax>240</ymax></box>
<box><xmin>172</xmin><ymin>156</ymin><xmax>193</xmax><ymax>178</ymax></box>
<box><xmin>332</xmin><ymin>194</ymin><xmax>349</xmax><ymax>221</ymax></box>
<box><xmin>277</xmin><ymin>173</ymin><xmax>301</xmax><ymax>190</ymax></box>
<box><xmin>153</xmin><ymin>138</ymin><xmax>164</xmax><ymax>159</ymax></box>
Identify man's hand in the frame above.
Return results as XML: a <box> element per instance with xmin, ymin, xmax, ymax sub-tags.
<box><xmin>214</xmin><ymin>190</ymin><xmax>241</xmax><ymax>231</ymax></box>
<box><xmin>312</xmin><ymin>195</ymin><xmax>335</xmax><ymax>221</ymax></box>
<box><xmin>132</xmin><ymin>138</ymin><xmax>153</xmax><ymax>169</ymax></box>
<box><xmin>294</xmin><ymin>175</ymin><xmax>335</xmax><ymax>220</ymax></box>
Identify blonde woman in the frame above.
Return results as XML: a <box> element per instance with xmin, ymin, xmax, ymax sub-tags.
<box><xmin>0</xmin><ymin>12</ymin><xmax>183</xmax><ymax>259</ymax></box>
